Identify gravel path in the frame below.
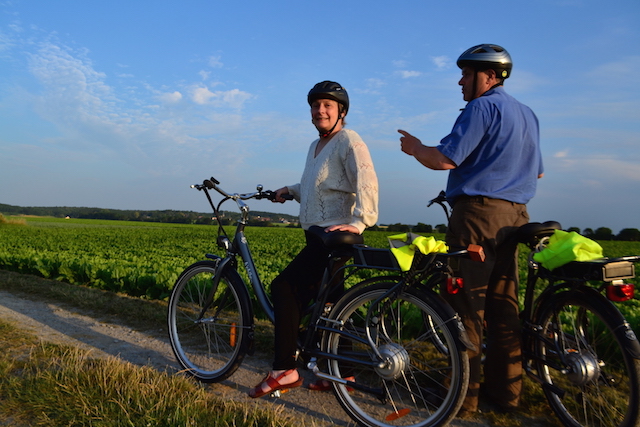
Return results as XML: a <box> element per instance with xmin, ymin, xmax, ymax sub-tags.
<box><xmin>0</xmin><ymin>287</ymin><xmax>510</xmax><ymax>427</ymax></box>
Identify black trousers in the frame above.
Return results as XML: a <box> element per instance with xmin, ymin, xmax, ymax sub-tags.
<box><xmin>270</xmin><ymin>228</ymin><xmax>346</xmax><ymax>370</ymax></box>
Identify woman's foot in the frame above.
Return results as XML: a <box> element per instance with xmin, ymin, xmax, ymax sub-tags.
<box><xmin>248</xmin><ymin>369</ymin><xmax>303</xmax><ymax>398</ymax></box>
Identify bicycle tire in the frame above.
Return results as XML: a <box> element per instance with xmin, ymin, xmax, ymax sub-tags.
<box><xmin>323</xmin><ymin>281</ymin><xmax>469</xmax><ymax>427</ymax></box>
<box><xmin>167</xmin><ymin>260</ymin><xmax>252</xmax><ymax>383</ymax></box>
<box><xmin>533</xmin><ymin>287</ymin><xmax>640</xmax><ymax>427</ymax></box>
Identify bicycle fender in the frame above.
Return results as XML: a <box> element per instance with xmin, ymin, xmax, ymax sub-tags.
<box><xmin>421</xmin><ymin>289</ymin><xmax>476</xmax><ymax>352</ymax></box>
<box><xmin>203</xmin><ymin>255</ymin><xmax>256</xmax><ymax>355</ymax></box>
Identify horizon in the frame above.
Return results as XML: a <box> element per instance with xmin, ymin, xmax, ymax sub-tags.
<box><xmin>3</xmin><ymin>201</ymin><xmax>636</xmax><ymax>234</ymax></box>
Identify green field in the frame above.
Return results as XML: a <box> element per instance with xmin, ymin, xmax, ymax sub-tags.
<box><xmin>1</xmin><ymin>216</ymin><xmax>639</xmax><ymax>326</ymax></box>
<box><xmin>0</xmin><ymin>217</ymin><xmax>406</xmax><ymax>299</ymax></box>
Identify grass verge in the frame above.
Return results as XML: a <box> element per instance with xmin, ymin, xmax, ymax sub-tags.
<box><xmin>0</xmin><ymin>319</ymin><xmax>298</xmax><ymax>427</ymax></box>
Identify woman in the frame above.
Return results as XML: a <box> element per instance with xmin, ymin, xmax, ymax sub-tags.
<box><xmin>249</xmin><ymin>81</ymin><xmax>379</xmax><ymax>398</ymax></box>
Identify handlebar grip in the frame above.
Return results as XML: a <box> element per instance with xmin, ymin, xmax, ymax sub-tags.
<box><xmin>260</xmin><ymin>191</ymin><xmax>294</xmax><ymax>201</ymax></box>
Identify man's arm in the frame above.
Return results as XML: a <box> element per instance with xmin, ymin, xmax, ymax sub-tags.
<box><xmin>398</xmin><ymin>129</ymin><xmax>456</xmax><ymax>170</ymax></box>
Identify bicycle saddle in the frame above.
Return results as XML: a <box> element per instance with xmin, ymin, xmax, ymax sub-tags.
<box><xmin>516</xmin><ymin>221</ymin><xmax>562</xmax><ymax>247</ymax></box>
<box><xmin>308</xmin><ymin>225</ymin><xmax>365</xmax><ymax>248</ymax></box>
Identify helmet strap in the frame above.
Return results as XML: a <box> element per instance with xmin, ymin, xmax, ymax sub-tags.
<box><xmin>470</xmin><ymin>70</ymin><xmax>502</xmax><ymax>101</ymax></box>
<box><xmin>319</xmin><ymin>117</ymin><xmax>340</xmax><ymax>138</ymax></box>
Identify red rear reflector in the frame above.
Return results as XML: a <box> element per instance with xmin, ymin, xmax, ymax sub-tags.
<box><xmin>230</xmin><ymin>322</ymin><xmax>237</xmax><ymax>347</ymax></box>
<box><xmin>386</xmin><ymin>408</ymin><xmax>411</xmax><ymax>421</ymax></box>
<box><xmin>607</xmin><ymin>284</ymin><xmax>634</xmax><ymax>302</ymax></box>
<box><xmin>447</xmin><ymin>277</ymin><xmax>463</xmax><ymax>294</ymax></box>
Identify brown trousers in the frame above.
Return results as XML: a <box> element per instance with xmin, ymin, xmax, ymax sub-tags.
<box><xmin>442</xmin><ymin>196</ymin><xmax>529</xmax><ymax>412</ymax></box>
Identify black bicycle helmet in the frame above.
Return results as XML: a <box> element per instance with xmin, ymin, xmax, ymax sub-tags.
<box><xmin>457</xmin><ymin>44</ymin><xmax>513</xmax><ymax>79</ymax></box>
<box><xmin>307</xmin><ymin>81</ymin><xmax>349</xmax><ymax>114</ymax></box>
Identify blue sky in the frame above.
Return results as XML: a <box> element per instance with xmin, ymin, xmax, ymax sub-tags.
<box><xmin>1</xmin><ymin>0</ymin><xmax>638</xmax><ymax>233</ymax></box>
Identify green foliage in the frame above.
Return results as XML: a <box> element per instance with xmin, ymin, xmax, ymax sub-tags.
<box><xmin>0</xmin><ymin>218</ymin><xmax>436</xmax><ymax>301</ymax></box>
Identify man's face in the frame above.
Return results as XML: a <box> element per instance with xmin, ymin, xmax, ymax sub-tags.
<box><xmin>458</xmin><ymin>67</ymin><xmax>493</xmax><ymax>102</ymax></box>
<box><xmin>311</xmin><ymin>98</ymin><xmax>342</xmax><ymax>133</ymax></box>
<box><xmin>458</xmin><ymin>67</ymin><xmax>477</xmax><ymax>102</ymax></box>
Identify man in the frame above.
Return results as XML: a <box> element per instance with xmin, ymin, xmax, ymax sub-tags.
<box><xmin>398</xmin><ymin>44</ymin><xmax>543</xmax><ymax>416</ymax></box>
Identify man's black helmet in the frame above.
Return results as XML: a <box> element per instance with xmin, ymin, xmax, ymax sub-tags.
<box><xmin>457</xmin><ymin>44</ymin><xmax>513</xmax><ymax>79</ymax></box>
<box><xmin>307</xmin><ymin>81</ymin><xmax>349</xmax><ymax>114</ymax></box>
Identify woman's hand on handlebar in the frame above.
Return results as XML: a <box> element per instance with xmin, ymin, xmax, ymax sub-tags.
<box><xmin>273</xmin><ymin>187</ymin><xmax>291</xmax><ymax>203</ymax></box>
<box><xmin>325</xmin><ymin>224</ymin><xmax>360</xmax><ymax>234</ymax></box>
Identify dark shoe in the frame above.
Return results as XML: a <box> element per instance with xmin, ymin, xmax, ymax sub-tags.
<box><xmin>456</xmin><ymin>408</ymin><xmax>478</xmax><ymax>419</ymax></box>
<box><xmin>479</xmin><ymin>383</ymin><xmax>518</xmax><ymax>414</ymax></box>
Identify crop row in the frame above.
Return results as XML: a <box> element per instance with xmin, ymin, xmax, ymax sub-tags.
<box><xmin>1</xmin><ymin>217</ymin><xmax>639</xmax><ymax>303</ymax></box>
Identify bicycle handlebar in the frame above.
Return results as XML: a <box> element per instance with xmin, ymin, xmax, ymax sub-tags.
<box><xmin>191</xmin><ymin>176</ymin><xmax>295</xmax><ymax>202</ymax></box>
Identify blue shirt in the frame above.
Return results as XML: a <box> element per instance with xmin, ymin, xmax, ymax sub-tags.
<box><xmin>437</xmin><ymin>87</ymin><xmax>543</xmax><ymax>204</ymax></box>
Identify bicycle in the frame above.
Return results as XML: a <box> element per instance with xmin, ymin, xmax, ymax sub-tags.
<box><xmin>428</xmin><ymin>192</ymin><xmax>640</xmax><ymax>427</ymax></box>
<box><xmin>166</xmin><ymin>177</ymin><xmax>484</xmax><ymax>427</ymax></box>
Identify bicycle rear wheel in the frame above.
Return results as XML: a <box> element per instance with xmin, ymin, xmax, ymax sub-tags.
<box><xmin>167</xmin><ymin>260</ymin><xmax>252</xmax><ymax>383</ymax></box>
<box><xmin>324</xmin><ymin>281</ymin><xmax>469</xmax><ymax>427</ymax></box>
<box><xmin>533</xmin><ymin>288</ymin><xmax>640</xmax><ymax>427</ymax></box>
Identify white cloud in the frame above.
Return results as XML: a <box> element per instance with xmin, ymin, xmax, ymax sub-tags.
<box><xmin>192</xmin><ymin>86</ymin><xmax>215</xmax><ymax>104</ymax></box>
<box><xmin>190</xmin><ymin>86</ymin><xmax>252</xmax><ymax>108</ymax></box>
<box><xmin>208</xmin><ymin>55</ymin><xmax>223</xmax><ymax>68</ymax></box>
<box><xmin>431</xmin><ymin>55</ymin><xmax>449</xmax><ymax>69</ymax></box>
<box><xmin>27</xmin><ymin>41</ymin><xmax>116</xmax><ymax>125</ymax></box>
<box><xmin>159</xmin><ymin>91</ymin><xmax>182</xmax><ymax>103</ymax></box>
<box><xmin>397</xmin><ymin>70</ymin><xmax>421</xmax><ymax>78</ymax></box>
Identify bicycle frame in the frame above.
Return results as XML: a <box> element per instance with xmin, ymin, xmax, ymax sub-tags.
<box><xmin>195</xmin><ymin>178</ymin><xmax>278</xmax><ymax>323</ymax></box>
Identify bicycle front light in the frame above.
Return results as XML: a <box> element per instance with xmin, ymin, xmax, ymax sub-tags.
<box><xmin>217</xmin><ymin>236</ymin><xmax>232</xmax><ymax>251</ymax></box>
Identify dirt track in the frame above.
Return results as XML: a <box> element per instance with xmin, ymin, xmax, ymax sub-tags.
<box><xmin>0</xmin><ymin>287</ymin><xmax>508</xmax><ymax>427</ymax></box>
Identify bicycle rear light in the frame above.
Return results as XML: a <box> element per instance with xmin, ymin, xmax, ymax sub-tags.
<box><xmin>606</xmin><ymin>280</ymin><xmax>635</xmax><ymax>302</ymax></box>
<box><xmin>447</xmin><ymin>277</ymin><xmax>464</xmax><ymax>294</ymax></box>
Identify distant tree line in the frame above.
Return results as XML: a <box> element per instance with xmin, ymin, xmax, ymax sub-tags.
<box><xmin>566</xmin><ymin>226</ymin><xmax>640</xmax><ymax>241</ymax></box>
<box><xmin>2</xmin><ymin>203</ymin><xmax>639</xmax><ymax>240</ymax></box>
<box><xmin>0</xmin><ymin>203</ymin><xmax>298</xmax><ymax>227</ymax></box>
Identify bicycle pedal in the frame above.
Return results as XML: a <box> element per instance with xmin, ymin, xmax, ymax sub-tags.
<box><xmin>270</xmin><ymin>388</ymin><xmax>290</xmax><ymax>398</ymax></box>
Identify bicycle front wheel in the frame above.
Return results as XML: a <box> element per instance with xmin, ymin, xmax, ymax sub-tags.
<box><xmin>324</xmin><ymin>281</ymin><xmax>469</xmax><ymax>427</ymax></box>
<box><xmin>167</xmin><ymin>260</ymin><xmax>252</xmax><ymax>383</ymax></box>
<box><xmin>533</xmin><ymin>288</ymin><xmax>640</xmax><ymax>427</ymax></box>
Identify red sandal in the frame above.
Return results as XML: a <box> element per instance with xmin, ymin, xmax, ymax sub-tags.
<box><xmin>248</xmin><ymin>369</ymin><xmax>303</xmax><ymax>398</ymax></box>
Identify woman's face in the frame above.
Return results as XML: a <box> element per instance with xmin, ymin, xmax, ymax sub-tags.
<box><xmin>311</xmin><ymin>98</ymin><xmax>342</xmax><ymax>134</ymax></box>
